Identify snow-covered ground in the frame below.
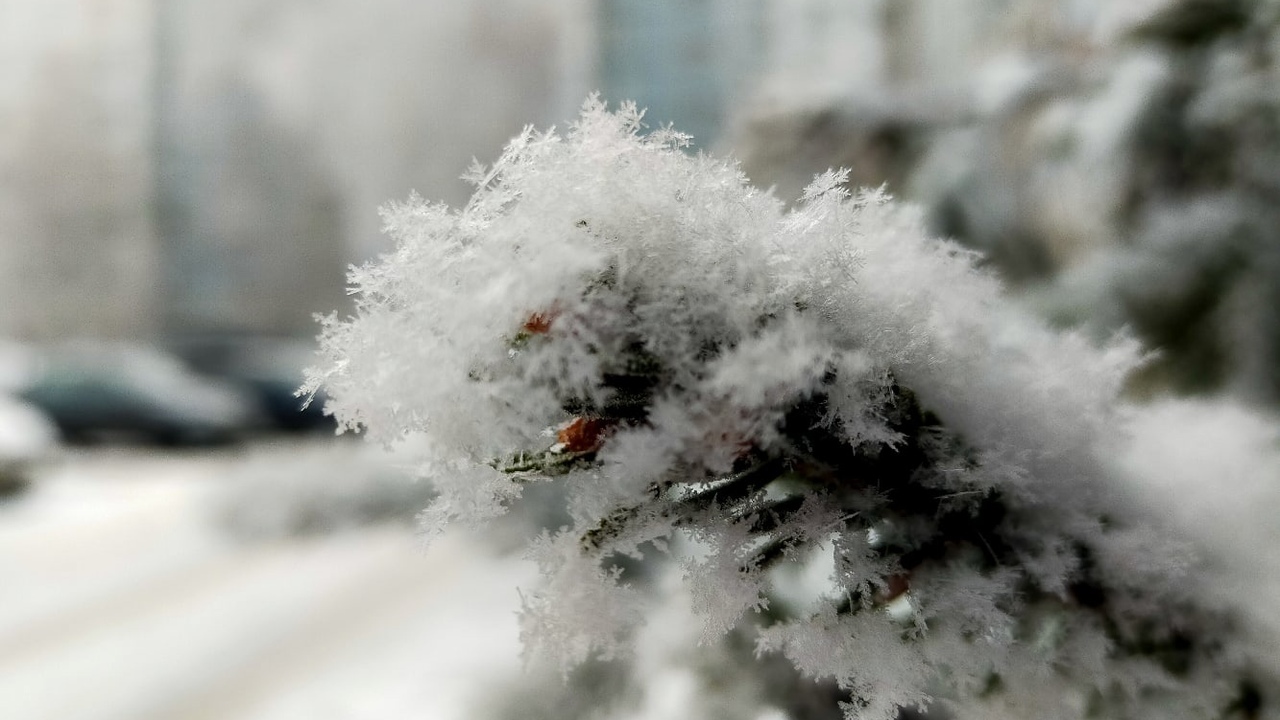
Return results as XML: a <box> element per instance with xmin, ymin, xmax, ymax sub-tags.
<box><xmin>0</xmin><ymin>443</ymin><xmax>534</xmax><ymax>720</ymax></box>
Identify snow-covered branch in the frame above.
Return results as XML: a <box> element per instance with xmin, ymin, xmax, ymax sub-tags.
<box><xmin>306</xmin><ymin>98</ymin><xmax>1273</xmax><ymax>720</ymax></box>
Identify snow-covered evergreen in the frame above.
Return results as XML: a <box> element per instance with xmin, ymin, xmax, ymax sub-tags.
<box><xmin>306</xmin><ymin>98</ymin><xmax>1273</xmax><ymax>720</ymax></box>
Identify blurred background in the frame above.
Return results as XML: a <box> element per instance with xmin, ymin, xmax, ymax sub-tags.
<box><xmin>2</xmin><ymin>1</ymin><xmax>1279</xmax><ymax>719</ymax></box>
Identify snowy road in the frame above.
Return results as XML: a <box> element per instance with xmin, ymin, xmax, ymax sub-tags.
<box><xmin>0</xmin><ymin>445</ymin><xmax>534</xmax><ymax>720</ymax></box>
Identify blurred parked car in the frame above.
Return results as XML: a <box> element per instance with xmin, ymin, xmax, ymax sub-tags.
<box><xmin>169</xmin><ymin>334</ymin><xmax>334</xmax><ymax>432</ymax></box>
<box><xmin>15</xmin><ymin>342</ymin><xmax>265</xmax><ymax>446</ymax></box>
<box><xmin>0</xmin><ymin>394</ymin><xmax>58</xmax><ymax>497</ymax></box>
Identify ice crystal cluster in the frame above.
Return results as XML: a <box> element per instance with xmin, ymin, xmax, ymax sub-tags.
<box><xmin>306</xmin><ymin>99</ymin><xmax>1269</xmax><ymax>720</ymax></box>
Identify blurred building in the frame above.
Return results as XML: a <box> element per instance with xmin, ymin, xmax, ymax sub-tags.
<box><xmin>2</xmin><ymin>0</ymin><xmax>595</xmax><ymax>341</ymax></box>
<box><xmin>155</xmin><ymin>0</ymin><xmax>599</xmax><ymax>338</ymax></box>
<box><xmin>0</xmin><ymin>0</ymin><xmax>160</xmax><ymax>340</ymax></box>
<box><xmin>5</xmin><ymin>1</ymin><xmax>881</xmax><ymax>342</ymax></box>
<box><xmin>598</xmin><ymin>0</ymin><xmax>763</xmax><ymax>149</ymax></box>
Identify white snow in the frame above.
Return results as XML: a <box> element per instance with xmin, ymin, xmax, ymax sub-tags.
<box><xmin>0</xmin><ymin>444</ymin><xmax>534</xmax><ymax>720</ymax></box>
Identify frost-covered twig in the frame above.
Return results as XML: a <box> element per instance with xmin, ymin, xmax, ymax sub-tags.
<box><xmin>306</xmin><ymin>98</ymin><xmax>1273</xmax><ymax>720</ymax></box>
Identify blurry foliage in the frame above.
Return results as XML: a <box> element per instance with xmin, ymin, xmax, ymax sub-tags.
<box><xmin>734</xmin><ymin>0</ymin><xmax>1280</xmax><ymax>406</ymax></box>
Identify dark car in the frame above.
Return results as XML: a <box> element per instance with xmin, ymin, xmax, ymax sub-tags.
<box><xmin>17</xmin><ymin>343</ymin><xmax>265</xmax><ymax>445</ymax></box>
<box><xmin>168</xmin><ymin>334</ymin><xmax>334</xmax><ymax>433</ymax></box>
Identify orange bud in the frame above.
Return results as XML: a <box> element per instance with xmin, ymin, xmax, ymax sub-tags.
<box><xmin>556</xmin><ymin>416</ymin><xmax>611</xmax><ymax>453</ymax></box>
<box><xmin>523</xmin><ymin>311</ymin><xmax>555</xmax><ymax>334</ymax></box>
